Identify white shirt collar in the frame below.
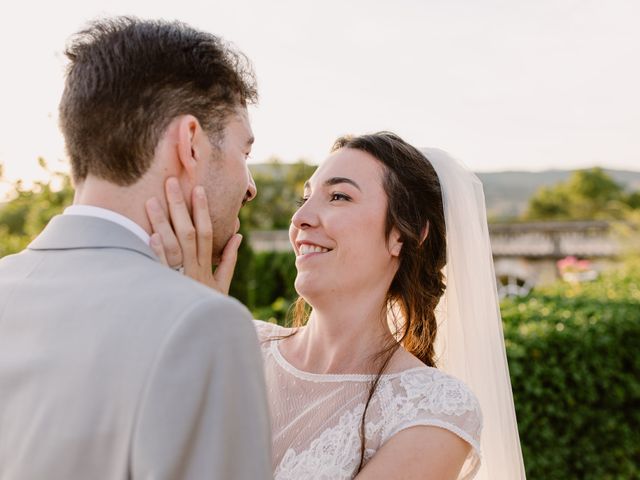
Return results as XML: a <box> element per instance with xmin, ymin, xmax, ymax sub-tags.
<box><xmin>63</xmin><ymin>205</ymin><xmax>150</xmax><ymax>245</ymax></box>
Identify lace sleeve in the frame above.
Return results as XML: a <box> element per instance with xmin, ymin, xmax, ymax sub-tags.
<box><xmin>381</xmin><ymin>368</ymin><xmax>483</xmax><ymax>479</ymax></box>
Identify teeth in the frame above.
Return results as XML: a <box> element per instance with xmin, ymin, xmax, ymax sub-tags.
<box><xmin>299</xmin><ymin>244</ymin><xmax>330</xmax><ymax>255</ymax></box>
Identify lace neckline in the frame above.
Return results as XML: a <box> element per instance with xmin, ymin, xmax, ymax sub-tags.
<box><xmin>269</xmin><ymin>339</ymin><xmax>429</xmax><ymax>383</ymax></box>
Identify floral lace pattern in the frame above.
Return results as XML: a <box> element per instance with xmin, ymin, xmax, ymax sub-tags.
<box><xmin>254</xmin><ymin>321</ymin><xmax>482</xmax><ymax>480</ymax></box>
<box><xmin>277</xmin><ymin>406</ymin><xmax>365</xmax><ymax>479</ymax></box>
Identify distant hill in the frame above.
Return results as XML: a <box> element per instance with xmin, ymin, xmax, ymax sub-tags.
<box><xmin>249</xmin><ymin>163</ymin><xmax>640</xmax><ymax>221</ymax></box>
<box><xmin>477</xmin><ymin>169</ymin><xmax>640</xmax><ymax>220</ymax></box>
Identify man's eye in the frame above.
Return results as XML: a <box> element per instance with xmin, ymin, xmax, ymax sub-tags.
<box><xmin>296</xmin><ymin>197</ymin><xmax>308</xmax><ymax>207</ymax></box>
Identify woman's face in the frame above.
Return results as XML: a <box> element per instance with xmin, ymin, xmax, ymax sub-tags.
<box><xmin>289</xmin><ymin>147</ymin><xmax>402</xmax><ymax>303</ymax></box>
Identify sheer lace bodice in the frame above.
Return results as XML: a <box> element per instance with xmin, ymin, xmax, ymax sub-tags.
<box><xmin>254</xmin><ymin>320</ymin><xmax>482</xmax><ymax>480</ymax></box>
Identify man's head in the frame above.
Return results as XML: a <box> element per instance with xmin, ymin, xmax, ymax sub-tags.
<box><xmin>60</xmin><ymin>17</ymin><xmax>258</xmax><ymax>259</ymax></box>
<box><xmin>60</xmin><ymin>16</ymin><xmax>257</xmax><ymax>185</ymax></box>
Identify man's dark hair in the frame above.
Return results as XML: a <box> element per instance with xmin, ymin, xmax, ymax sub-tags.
<box><xmin>59</xmin><ymin>16</ymin><xmax>257</xmax><ymax>185</ymax></box>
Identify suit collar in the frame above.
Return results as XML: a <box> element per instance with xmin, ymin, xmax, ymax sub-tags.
<box><xmin>28</xmin><ymin>215</ymin><xmax>159</xmax><ymax>262</ymax></box>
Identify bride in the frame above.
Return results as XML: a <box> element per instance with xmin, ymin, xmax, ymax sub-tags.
<box><xmin>147</xmin><ymin>132</ymin><xmax>526</xmax><ymax>479</ymax></box>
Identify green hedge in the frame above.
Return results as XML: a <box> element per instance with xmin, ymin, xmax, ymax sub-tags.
<box><xmin>501</xmin><ymin>262</ymin><xmax>640</xmax><ymax>479</ymax></box>
<box><xmin>231</xmin><ymin>249</ymin><xmax>297</xmax><ymax>324</ymax></box>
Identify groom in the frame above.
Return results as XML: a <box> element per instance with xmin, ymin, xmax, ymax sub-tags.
<box><xmin>0</xmin><ymin>17</ymin><xmax>271</xmax><ymax>479</ymax></box>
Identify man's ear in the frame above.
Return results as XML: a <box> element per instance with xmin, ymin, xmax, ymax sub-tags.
<box><xmin>389</xmin><ymin>228</ymin><xmax>404</xmax><ymax>257</ymax></box>
<box><xmin>176</xmin><ymin>115</ymin><xmax>204</xmax><ymax>182</ymax></box>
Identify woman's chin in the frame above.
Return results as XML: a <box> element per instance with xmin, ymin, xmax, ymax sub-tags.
<box><xmin>295</xmin><ymin>275</ymin><xmax>325</xmax><ymax>302</ymax></box>
<box><xmin>294</xmin><ymin>275</ymin><xmax>344</xmax><ymax>306</ymax></box>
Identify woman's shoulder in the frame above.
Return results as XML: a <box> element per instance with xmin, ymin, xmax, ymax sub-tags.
<box><xmin>389</xmin><ymin>367</ymin><xmax>482</xmax><ymax>420</ymax></box>
<box><xmin>383</xmin><ymin>349</ymin><xmax>481</xmax><ymax>420</ymax></box>
<box><xmin>252</xmin><ymin>319</ymin><xmax>294</xmax><ymax>342</ymax></box>
<box><xmin>378</xmin><ymin>366</ymin><xmax>483</xmax><ymax>471</ymax></box>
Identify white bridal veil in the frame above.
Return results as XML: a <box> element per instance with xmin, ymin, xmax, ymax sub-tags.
<box><xmin>421</xmin><ymin>148</ymin><xmax>527</xmax><ymax>480</ymax></box>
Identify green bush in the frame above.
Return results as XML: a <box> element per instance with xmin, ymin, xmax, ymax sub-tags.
<box><xmin>249</xmin><ymin>250</ymin><xmax>297</xmax><ymax>308</ymax></box>
<box><xmin>0</xmin><ymin>163</ymin><xmax>73</xmax><ymax>257</ymax></box>
<box><xmin>231</xmin><ymin>250</ymin><xmax>297</xmax><ymax>324</ymax></box>
<box><xmin>502</xmin><ymin>262</ymin><xmax>640</xmax><ymax>479</ymax></box>
<box><xmin>252</xmin><ymin>296</ymin><xmax>295</xmax><ymax>325</ymax></box>
<box><xmin>227</xmin><ymin>226</ymin><xmax>254</xmax><ymax>306</ymax></box>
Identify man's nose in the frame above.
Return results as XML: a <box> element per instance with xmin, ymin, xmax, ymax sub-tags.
<box><xmin>244</xmin><ymin>169</ymin><xmax>257</xmax><ymax>204</ymax></box>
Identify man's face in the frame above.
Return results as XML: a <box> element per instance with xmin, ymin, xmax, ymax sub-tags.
<box><xmin>198</xmin><ymin>107</ymin><xmax>256</xmax><ymax>264</ymax></box>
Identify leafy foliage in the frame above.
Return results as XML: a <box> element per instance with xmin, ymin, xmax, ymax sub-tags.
<box><xmin>230</xmin><ymin>250</ymin><xmax>297</xmax><ymax>324</ymax></box>
<box><xmin>241</xmin><ymin>160</ymin><xmax>316</xmax><ymax>230</ymax></box>
<box><xmin>523</xmin><ymin>167</ymin><xmax>639</xmax><ymax>221</ymax></box>
<box><xmin>0</xmin><ymin>159</ymin><xmax>73</xmax><ymax>257</ymax></box>
<box><xmin>502</xmin><ymin>262</ymin><xmax>640</xmax><ymax>479</ymax></box>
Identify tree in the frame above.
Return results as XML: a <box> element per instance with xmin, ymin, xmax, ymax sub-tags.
<box><xmin>240</xmin><ymin>159</ymin><xmax>316</xmax><ymax>230</ymax></box>
<box><xmin>626</xmin><ymin>191</ymin><xmax>640</xmax><ymax>210</ymax></box>
<box><xmin>524</xmin><ymin>185</ymin><xmax>571</xmax><ymax>220</ymax></box>
<box><xmin>523</xmin><ymin>168</ymin><xmax>636</xmax><ymax>221</ymax></box>
<box><xmin>0</xmin><ymin>159</ymin><xmax>74</xmax><ymax>257</ymax></box>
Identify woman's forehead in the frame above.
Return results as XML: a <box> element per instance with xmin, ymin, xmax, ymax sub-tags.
<box><xmin>307</xmin><ymin>148</ymin><xmax>385</xmax><ymax>188</ymax></box>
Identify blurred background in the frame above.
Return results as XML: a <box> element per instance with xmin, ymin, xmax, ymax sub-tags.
<box><xmin>1</xmin><ymin>1</ymin><xmax>638</xmax><ymax>478</ymax></box>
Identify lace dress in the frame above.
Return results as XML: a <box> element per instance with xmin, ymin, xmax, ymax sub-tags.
<box><xmin>254</xmin><ymin>320</ymin><xmax>482</xmax><ymax>480</ymax></box>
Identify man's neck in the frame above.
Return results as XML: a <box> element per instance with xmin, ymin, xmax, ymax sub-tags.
<box><xmin>73</xmin><ymin>175</ymin><xmax>159</xmax><ymax>236</ymax></box>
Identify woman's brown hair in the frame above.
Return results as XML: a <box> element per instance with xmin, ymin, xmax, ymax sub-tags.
<box><xmin>290</xmin><ymin>131</ymin><xmax>447</xmax><ymax>472</ymax></box>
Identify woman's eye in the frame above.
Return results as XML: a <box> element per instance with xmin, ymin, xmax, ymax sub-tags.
<box><xmin>296</xmin><ymin>197</ymin><xmax>309</xmax><ymax>207</ymax></box>
<box><xmin>330</xmin><ymin>192</ymin><xmax>351</xmax><ymax>202</ymax></box>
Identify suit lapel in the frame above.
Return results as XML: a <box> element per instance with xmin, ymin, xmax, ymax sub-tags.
<box><xmin>28</xmin><ymin>215</ymin><xmax>159</xmax><ymax>262</ymax></box>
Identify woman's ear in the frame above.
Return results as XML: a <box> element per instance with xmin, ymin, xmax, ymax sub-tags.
<box><xmin>389</xmin><ymin>228</ymin><xmax>403</xmax><ymax>257</ymax></box>
<box><xmin>176</xmin><ymin>115</ymin><xmax>202</xmax><ymax>182</ymax></box>
<box><xmin>420</xmin><ymin>221</ymin><xmax>430</xmax><ymax>245</ymax></box>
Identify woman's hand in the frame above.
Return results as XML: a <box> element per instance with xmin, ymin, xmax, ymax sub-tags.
<box><xmin>145</xmin><ymin>177</ymin><xmax>242</xmax><ymax>295</ymax></box>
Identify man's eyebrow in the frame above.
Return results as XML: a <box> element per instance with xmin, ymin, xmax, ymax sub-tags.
<box><xmin>303</xmin><ymin>177</ymin><xmax>362</xmax><ymax>192</ymax></box>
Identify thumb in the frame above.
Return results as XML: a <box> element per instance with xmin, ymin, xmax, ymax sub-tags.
<box><xmin>213</xmin><ymin>233</ymin><xmax>243</xmax><ymax>294</ymax></box>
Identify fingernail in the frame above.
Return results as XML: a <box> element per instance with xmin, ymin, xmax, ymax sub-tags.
<box><xmin>195</xmin><ymin>186</ymin><xmax>205</xmax><ymax>199</ymax></box>
<box><xmin>150</xmin><ymin>233</ymin><xmax>161</xmax><ymax>245</ymax></box>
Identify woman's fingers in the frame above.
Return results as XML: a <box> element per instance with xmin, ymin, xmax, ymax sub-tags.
<box><xmin>147</xmin><ymin>177</ymin><xmax>239</xmax><ymax>296</ymax></box>
<box><xmin>192</xmin><ymin>186</ymin><xmax>214</xmax><ymax>268</ymax></box>
<box><xmin>149</xmin><ymin>233</ymin><xmax>169</xmax><ymax>265</ymax></box>
<box><xmin>165</xmin><ymin>177</ymin><xmax>197</xmax><ymax>270</ymax></box>
<box><xmin>145</xmin><ymin>196</ymin><xmax>183</xmax><ymax>268</ymax></box>
<box><xmin>213</xmin><ymin>233</ymin><xmax>243</xmax><ymax>295</ymax></box>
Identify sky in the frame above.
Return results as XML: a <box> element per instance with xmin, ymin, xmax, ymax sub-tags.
<box><xmin>1</xmin><ymin>0</ymin><xmax>639</xmax><ymax>198</ymax></box>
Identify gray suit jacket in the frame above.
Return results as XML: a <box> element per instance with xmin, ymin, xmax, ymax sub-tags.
<box><xmin>0</xmin><ymin>215</ymin><xmax>272</xmax><ymax>479</ymax></box>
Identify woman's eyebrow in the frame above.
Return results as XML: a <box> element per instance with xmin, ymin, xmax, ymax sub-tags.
<box><xmin>304</xmin><ymin>177</ymin><xmax>361</xmax><ymax>192</ymax></box>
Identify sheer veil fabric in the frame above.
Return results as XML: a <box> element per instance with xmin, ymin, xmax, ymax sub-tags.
<box><xmin>420</xmin><ymin>148</ymin><xmax>527</xmax><ymax>479</ymax></box>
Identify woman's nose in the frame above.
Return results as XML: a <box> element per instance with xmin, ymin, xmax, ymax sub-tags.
<box><xmin>291</xmin><ymin>197</ymin><xmax>317</xmax><ymax>229</ymax></box>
